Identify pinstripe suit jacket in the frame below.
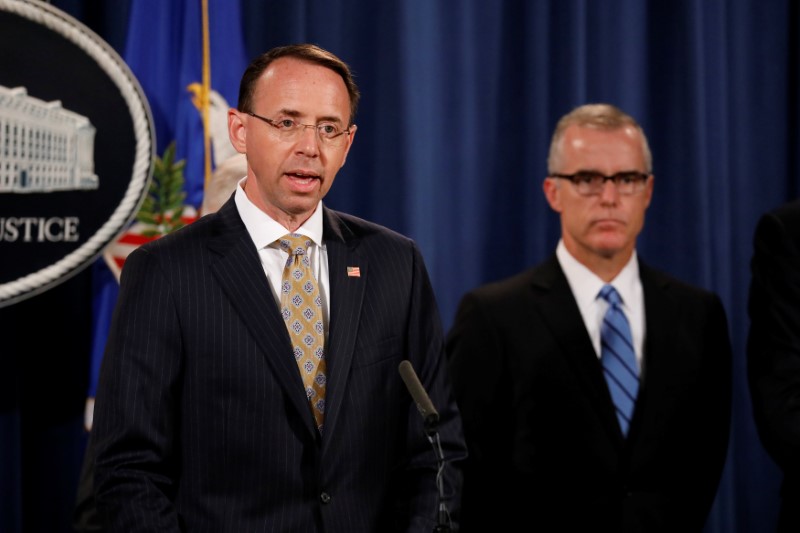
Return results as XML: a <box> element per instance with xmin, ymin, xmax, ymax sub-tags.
<box><xmin>92</xmin><ymin>199</ymin><xmax>466</xmax><ymax>532</ymax></box>
<box><xmin>447</xmin><ymin>255</ymin><xmax>732</xmax><ymax>532</ymax></box>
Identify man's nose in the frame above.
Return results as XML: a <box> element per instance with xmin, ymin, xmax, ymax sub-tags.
<box><xmin>296</xmin><ymin>125</ymin><xmax>320</xmax><ymax>155</ymax></box>
<box><xmin>598</xmin><ymin>178</ymin><xmax>620</xmax><ymax>203</ymax></box>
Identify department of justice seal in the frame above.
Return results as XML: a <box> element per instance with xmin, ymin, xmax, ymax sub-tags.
<box><xmin>0</xmin><ymin>0</ymin><xmax>154</xmax><ymax>307</ymax></box>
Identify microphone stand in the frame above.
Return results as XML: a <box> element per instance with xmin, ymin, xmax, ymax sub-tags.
<box><xmin>425</xmin><ymin>426</ymin><xmax>452</xmax><ymax>533</ymax></box>
<box><xmin>398</xmin><ymin>361</ymin><xmax>453</xmax><ymax>532</ymax></box>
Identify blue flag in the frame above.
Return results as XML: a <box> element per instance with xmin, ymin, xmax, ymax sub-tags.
<box><xmin>125</xmin><ymin>0</ymin><xmax>248</xmax><ymax>207</ymax></box>
<box><xmin>86</xmin><ymin>0</ymin><xmax>249</xmax><ymax>426</ymax></box>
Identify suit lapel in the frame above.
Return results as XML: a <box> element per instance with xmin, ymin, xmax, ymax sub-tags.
<box><xmin>634</xmin><ymin>262</ymin><xmax>675</xmax><ymax>433</ymax></box>
<box><xmin>320</xmin><ymin>208</ymin><xmax>366</xmax><ymax>445</ymax></box>
<box><xmin>207</xmin><ymin>200</ymin><xmax>317</xmax><ymax>437</ymax></box>
<box><xmin>533</xmin><ymin>257</ymin><xmax>625</xmax><ymax>443</ymax></box>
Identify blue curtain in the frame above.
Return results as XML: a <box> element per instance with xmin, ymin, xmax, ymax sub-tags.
<box><xmin>2</xmin><ymin>1</ymin><xmax>798</xmax><ymax>531</ymax></box>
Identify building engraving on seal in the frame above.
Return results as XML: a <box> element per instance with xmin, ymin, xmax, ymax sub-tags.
<box><xmin>0</xmin><ymin>84</ymin><xmax>97</xmax><ymax>194</ymax></box>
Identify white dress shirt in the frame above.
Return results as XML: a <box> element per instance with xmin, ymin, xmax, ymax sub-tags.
<box><xmin>555</xmin><ymin>240</ymin><xmax>646</xmax><ymax>371</ymax></box>
<box><xmin>234</xmin><ymin>181</ymin><xmax>330</xmax><ymax>334</ymax></box>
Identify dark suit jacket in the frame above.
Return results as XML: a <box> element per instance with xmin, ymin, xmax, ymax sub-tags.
<box><xmin>747</xmin><ymin>199</ymin><xmax>800</xmax><ymax>532</ymax></box>
<box><xmin>92</xmin><ymin>199</ymin><xmax>466</xmax><ymax>532</ymax></box>
<box><xmin>446</xmin><ymin>256</ymin><xmax>731</xmax><ymax>532</ymax></box>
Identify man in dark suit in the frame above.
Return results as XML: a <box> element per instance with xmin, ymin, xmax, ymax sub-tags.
<box><xmin>91</xmin><ymin>43</ymin><xmax>466</xmax><ymax>532</ymax></box>
<box><xmin>447</xmin><ymin>103</ymin><xmax>731</xmax><ymax>532</ymax></box>
<box><xmin>747</xmin><ymin>199</ymin><xmax>800</xmax><ymax>532</ymax></box>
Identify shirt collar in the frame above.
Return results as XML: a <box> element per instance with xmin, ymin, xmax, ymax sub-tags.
<box><xmin>556</xmin><ymin>239</ymin><xmax>640</xmax><ymax>308</ymax></box>
<box><xmin>234</xmin><ymin>181</ymin><xmax>324</xmax><ymax>249</ymax></box>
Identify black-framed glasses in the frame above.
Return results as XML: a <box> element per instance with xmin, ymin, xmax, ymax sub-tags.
<box><xmin>550</xmin><ymin>171</ymin><xmax>649</xmax><ymax>196</ymax></box>
<box><xmin>247</xmin><ymin>112</ymin><xmax>352</xmax><ymax>147</ymax></box>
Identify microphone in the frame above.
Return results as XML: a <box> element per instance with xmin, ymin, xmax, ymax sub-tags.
<box><xmin>398</xmin><ymin>360</ymin><xmax>452</xmax><ymax>532</ymax></box>
<box><xmin>398</xmin><ymin>360</ymin><xmax>440</xmax><ymax>434</ymax></box>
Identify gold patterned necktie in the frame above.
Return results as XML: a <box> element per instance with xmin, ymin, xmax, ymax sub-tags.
<box><xmin>277</xmin><ymin>234</ymin><xmax>327</xmax><ymax>433</ymax></box>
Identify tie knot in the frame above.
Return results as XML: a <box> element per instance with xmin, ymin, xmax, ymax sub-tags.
<box><xmin>599</xmin><ymin>284</ymin><xmax>622</xmax><ymax>306</ymax></box>
<box><xmin>278</xmin><ymin>233</ymin><xmax>312</xmax><ymax>256</ymax></box>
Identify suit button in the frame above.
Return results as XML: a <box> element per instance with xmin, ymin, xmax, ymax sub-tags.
<box><xmin>320</xmin><ymin>492</ymin><xmax>331</xmax><ymax>504</ymax></box>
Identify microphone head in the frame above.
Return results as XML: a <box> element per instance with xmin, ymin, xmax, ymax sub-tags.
<box><xmin>398</xmin><ymin>360</ymin><xmax>440</xmax><ymax>435</ymax></box>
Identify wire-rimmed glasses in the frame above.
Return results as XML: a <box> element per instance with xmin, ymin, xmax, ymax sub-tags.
<box><xmin>247</xmin><ymin>111</ymin><xmax>352</xmax><ymax>147</ymax></box>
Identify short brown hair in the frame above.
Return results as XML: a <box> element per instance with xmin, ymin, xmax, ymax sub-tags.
<box><xmin>237</xmin><ymin>43</ymin><xmax>360</xmax><ymax>126</ymax></box>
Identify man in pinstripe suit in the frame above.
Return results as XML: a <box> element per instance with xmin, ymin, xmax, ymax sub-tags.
<box><xmin>92</xmin><ymin>43</ymin><xmax>466</xmax><ymax>532</ymax></box>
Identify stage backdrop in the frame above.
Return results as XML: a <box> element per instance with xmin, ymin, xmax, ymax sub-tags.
<box><xmin>1</xmin><ymin>1</ymin><xmax>798</xmax><ymax>532</ymax></box>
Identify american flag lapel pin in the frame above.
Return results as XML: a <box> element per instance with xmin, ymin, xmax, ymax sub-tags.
<box><xmin>346</xmin><ymin>266</ymin><xmax>361</xmax><ymax>278</ymax></box>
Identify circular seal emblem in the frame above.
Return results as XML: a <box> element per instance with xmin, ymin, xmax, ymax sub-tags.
<box><xmin>0</xmin><ymin>0</ymin><xmax>154</xmax><ymax>307</ymax></box>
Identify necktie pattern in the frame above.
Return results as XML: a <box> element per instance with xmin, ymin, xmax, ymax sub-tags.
<box><xmin>278</xmin><ymin>234</ymin><xmax>326</xmax><ymax>433</ymax></box>
<box><xmin>598</xmin><ymin>284</ymin><xmax>639</xmax><ymax>437</ymax></box>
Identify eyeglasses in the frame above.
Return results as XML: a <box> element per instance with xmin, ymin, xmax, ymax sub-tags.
<box><xmin>550</xmin><ymin>171</ymin><xmax>649</xmax><ymax>196</ymax></box>
<box><xmin>247</xmin><ymin>112</ymin><xmax>352</xmax><ymax>147</ymax></box>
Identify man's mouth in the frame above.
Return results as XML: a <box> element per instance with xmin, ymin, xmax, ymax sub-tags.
<box><xmin>286</xmin><ymin>171</ymin><xmax>320</xmax><ymax>183</ymax></box>
<box><xmin>593</xmin><ymin>218</ymin><xmax>625</xmax><ymax>227</ymax></box>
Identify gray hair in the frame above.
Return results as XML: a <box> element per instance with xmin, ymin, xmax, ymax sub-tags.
<box><xmin>547</xmin><ymin>103</ymin><xmax>652</xmax><ymax>174</ymax></box>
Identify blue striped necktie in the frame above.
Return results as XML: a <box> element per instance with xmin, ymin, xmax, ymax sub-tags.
<box><xmin>598</xmin><ymin>284</ymin><xmax>639</xmax><ymax>437</ymax></box>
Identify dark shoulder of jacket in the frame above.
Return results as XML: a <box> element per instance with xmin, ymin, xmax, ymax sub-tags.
<box><xmin>324</xmin><ymin>207</ymin><xmax>414</xmax><ymax>249</ymax></box>
<box><xmin>638</xmin><ymin>259</ymin><xmax>721</xmax><ymax>305</ymax></box>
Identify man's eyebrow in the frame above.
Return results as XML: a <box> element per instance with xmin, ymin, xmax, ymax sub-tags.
<box><xmin>275</xmin><ymin>108</ymin><xmax>344</xmax><ymax>124</ymax></box>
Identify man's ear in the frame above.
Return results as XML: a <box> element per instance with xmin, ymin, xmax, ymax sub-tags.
<box><xmin>338</xmin><ymin>124</ymin><xmax>357</xmax><ymax>168</ymax></box>
<box><xmin>228</xmin><ymin>109</ymin><xmax>247</xmax><ymax>153</ymax></box>
<box><xmin>543</xmin><ymin>177</ymin><xmax>563</xmax><ymax>213</ymax></box>
<box><xmin>643</xmin><ymin>174</ymin><xmax>654</xmax><ymax>209</ymax></box>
